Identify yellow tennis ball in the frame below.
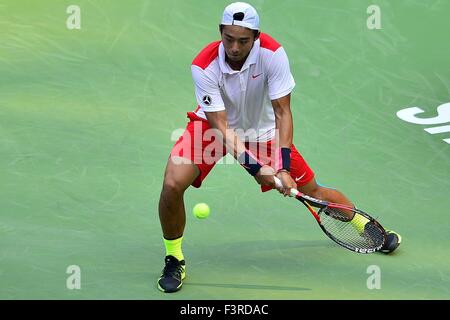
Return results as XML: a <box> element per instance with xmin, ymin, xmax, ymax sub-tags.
<box><xmin>193</xmin><ymin>203</ymin><xmax>210</xmax><ymax>219</ymax></box>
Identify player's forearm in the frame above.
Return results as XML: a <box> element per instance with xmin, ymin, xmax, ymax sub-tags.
<box><xmin>275</xmin><ymin>108</ymin><xmax>293</xmax><ymax>148</ymax></box>
<box><xmin>204</xmin><ymin>111</ymin><xmax>246</xmax><ymax>158</ymax></box>
<box><xmin>226</xmin><ymin>130</ymin><xmax>248</xmax><ymax>159</ymax></box>
<box><xmin>216</xmin><ymin>125</ymin><xmax>247</xmax><ymax>159</ymax></box>
<box><xmin>272</xmin><ymin>94</ymin><xmax>294</xmax><ymax>175</ymax></box>
<box><xmin>205</xmin><ymin>110</ymin><xmax>263</xmax><ymax>177</ymax></box>
<box><xmin>272</xmin><ymin>94</ymin><xmax>293</xmax><ymax>148</ymax></box>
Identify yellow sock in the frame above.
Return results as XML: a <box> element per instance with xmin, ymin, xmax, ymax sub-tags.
<box><xmin>351</xmin><ymin>214</ymin><xmax>369</xmax><ymax>234</ymax></box>
<box><xmin>163</xmin><ymin>236</ymin><xmax>184</xmax><ymax>261</ymax></box>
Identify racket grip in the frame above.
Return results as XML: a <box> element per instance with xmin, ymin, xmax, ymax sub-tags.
<box><xmin>273</xmin><ymin>176</ymin><xmax>299</xmax><ymax>197</ymax></box>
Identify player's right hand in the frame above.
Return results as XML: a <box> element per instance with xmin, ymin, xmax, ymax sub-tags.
<box><xmin>254</xmin><ymin>165</ymin><xmax>276</xmax><ymax>187</ymax></box>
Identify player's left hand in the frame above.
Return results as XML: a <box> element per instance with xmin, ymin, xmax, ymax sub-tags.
<box><xmin>275</xmin><ymin>170</ymin><xmax>297</xmax><ymax>197</ymax></box>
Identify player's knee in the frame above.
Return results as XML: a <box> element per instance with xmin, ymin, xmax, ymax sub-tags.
<box><xmin>161</xmin><ymin>177</ymin><xmax>187</xmax><ymax>196</ymax></box>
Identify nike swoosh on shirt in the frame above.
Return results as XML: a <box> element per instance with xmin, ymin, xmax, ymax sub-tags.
<box><xmin>295</xmin><ymin>173</ymin><xmax>307</xmax><ymax>182</ymax></box>
<box><xmin>252</xmin><ymin>73</ymin><xmax>263</xmax><ymax>79</ymax></box>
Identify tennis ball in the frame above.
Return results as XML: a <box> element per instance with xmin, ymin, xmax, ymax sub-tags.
<box><xmin>193</xmin><ymin>203</ymin><xmax>210</xmax><ymax>219</ymax></box>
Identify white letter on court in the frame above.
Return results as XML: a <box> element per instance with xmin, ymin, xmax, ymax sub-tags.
<box><xmin>366</xmin><ymin>265</ymin><xmax>381</xmax><ymax>289</ymax></box>
<box><xmin>396</xmin><ymin>103</ymin><xmax>450</xmax><ymax>125</ymax></box>
<box><xmin>66</xmin><ymin>5</ymin><xmax>81</xmax><ymax>30</ymax></box>
<box><xmin>367</xmin><ymin>5</ymin><xmax>381</xmax><ymax>30</ymax></box>
<box><xmin>66</xmin><ymin>265</ymin><xmax>81</xmax><ymax>289</ymax></box>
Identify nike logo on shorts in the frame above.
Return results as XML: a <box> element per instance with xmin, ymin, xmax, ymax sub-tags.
<box><xmin>295</xmin><ymin>173</ymin><xmax>307</xmax><ymax>182</ymax></box>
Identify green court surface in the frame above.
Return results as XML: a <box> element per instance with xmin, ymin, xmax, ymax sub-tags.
<box><xmin>1</xmin><ymin>0</ymin><xmax>449</xmax><ymax>300</ymax></box>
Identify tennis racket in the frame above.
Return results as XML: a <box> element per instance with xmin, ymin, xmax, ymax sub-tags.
<box><xmin>274</xmin><ymin>177</ymin><xmax>387</xmax><ymax>254</ymax></box>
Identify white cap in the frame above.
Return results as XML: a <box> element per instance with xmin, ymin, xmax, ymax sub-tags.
<box><xmin>221</xmin><ymin>2</ymin><xmax>260</xmax><ymax>31</ymax></box>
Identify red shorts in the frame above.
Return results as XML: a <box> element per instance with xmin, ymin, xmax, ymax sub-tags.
<box><xmin>170</xmin><ymin>112</ymin><xmax>315</xmax><ymax>190</ymax></box>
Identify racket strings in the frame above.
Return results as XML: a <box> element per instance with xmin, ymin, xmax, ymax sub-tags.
<box><xmin>319</xmin><ymin>207</ymin><xmax>385</xmax><ymax>250</ymax></box>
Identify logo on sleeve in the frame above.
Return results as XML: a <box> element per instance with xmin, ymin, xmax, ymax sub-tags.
<box><xmin>202</xmin><ymin>95</ymin><xmax>212</xmax><ymax>106</ymax></box>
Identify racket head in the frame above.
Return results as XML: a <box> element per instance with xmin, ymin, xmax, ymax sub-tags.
<box><xmin>272</xmin><ymin>177</ymin><xmax>387</xmax><ymax>253</ymax></box>
<box><xmin>317</xmin><ymin>205</ymin><xmax>387</xmax><ymax>253</ymax></box>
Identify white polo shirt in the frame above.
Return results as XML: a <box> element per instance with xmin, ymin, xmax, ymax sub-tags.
<box><xmin>191</xmin><ymin>33</ymin><xmax>296</xmax><ymax>142</ymax></box>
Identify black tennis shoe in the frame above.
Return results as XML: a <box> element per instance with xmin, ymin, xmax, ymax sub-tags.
<box><xmin>379</xmin><ymin>230</ymin><xmax>402</xmax><ymax>254</ymax></box>
<box><xmin>157</xmin><ymin>255</ymin><xmax>186</xmax><ymax>293</ymax></box>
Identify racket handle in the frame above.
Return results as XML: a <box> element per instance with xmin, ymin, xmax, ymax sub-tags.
<box><xmin>273</xmin><ymin>176</ymin><xmax>299</xmax><ymax>197</ymax></box>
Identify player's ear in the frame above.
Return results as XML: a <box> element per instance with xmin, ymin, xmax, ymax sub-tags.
<box><xmin>254</xmin><ymin>31</ymin><xmax>260</xmax><ymax>41</ymax></box>
<box><xmin>219</xmin><ymin>24</ymin><xmax>224</xmax><ymax>35</ymax></box>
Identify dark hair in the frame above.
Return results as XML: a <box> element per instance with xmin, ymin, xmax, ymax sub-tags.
<box><xmin>219</xmin><ymin>24</ymin><xmax>260</xmax><ymax>39</ymax></box>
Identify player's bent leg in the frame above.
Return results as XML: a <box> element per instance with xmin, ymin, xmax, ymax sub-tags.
<box><xmin>159</xmin><ymin>156</ymin><xmax>199</xmax><ymax>239</ymax></box>
<box><xmin>298</xmin><ymin>178</ymin><xmax>356</xmax><ymax>222</ymax></box>
<box><xmin>298</xmin><ymin>178</ymin><xmax>401</xmax><ymax>254</ymax></box>
<box><xmin>158</xmin><ymin>156</ymin><xmax>199</xmax><ymax>293</ymax></box>
<box><xmin>297</xmin><ymin>178</ymin><xmax>354</xmax><ymax>208</ymax></box>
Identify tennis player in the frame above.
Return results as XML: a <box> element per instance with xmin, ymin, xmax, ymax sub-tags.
<box><xmin>157</xmin><ymin>2</ymin><xmax>401</xmax><ymax>293</ymax></box>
